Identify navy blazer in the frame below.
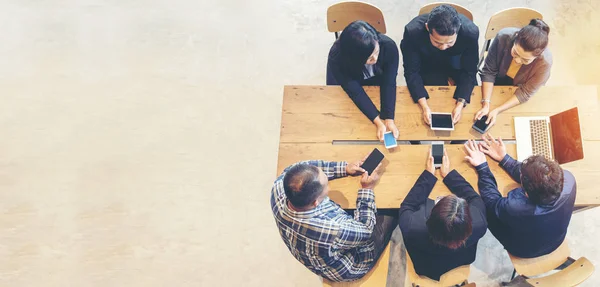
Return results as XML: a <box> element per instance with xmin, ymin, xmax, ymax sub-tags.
<box><xmin>327</xmin><ymin>34</ymin><xmax>399</xmax><ymax>121</ymax></box>
<box><xmin>400</xmin><ymin>14</ymin><xmax>479</xmax><ymax>103</ymax></box>
<box><xmin>477</xmin><ymin>156</ymin><xmax>576</xmax><ymax>258</ymax></box>
<box><xmin>398</xmin><ymin>170</ymin><xmax>487</xmax><ymax>280</ymax></box>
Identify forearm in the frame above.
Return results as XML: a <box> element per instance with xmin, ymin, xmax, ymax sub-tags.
<box><xmin>400</xmin><ymin>170</ymin><xmax>437</xmax><ymax>209</ymax></box>
<box><xmin>481</xmin><ymin>81</ymin><xmax>494</xmax><ymax>105</ymax></box>
<box><xmin>282</xmin><ymin>160</ymin><xmax>347</xmax><ymax>180</ymax></box>
<box><xmin>475</xmin><ymin>162</ymin><xmax>503</xmax><ymax>209</ymax></box>
<box><xmin>499</xmin><ymin>154</ymin><xmax>522</xmax><ymax>183</ymax></box>
<box><xmin>355</xmin><ymin>189</ymin><xmax>377</xmax><ymax>230</ymax></box>
<box><xmin>453</xmin><ymin>72</ymin><xmax>476</xmax><ymax>102</ymax></box>
<box><xmin>493</xmin><ymin>95</ymin><xmax>520</xmax><ymax>113</ymax></box>
<box><xmin>417</xmin><ymin>97</ymin><xmax>429</xmax><ymax>111</ymax></box>
<box><xmin>443</xmin><ymin>170</ymin><xmax>479</xmax><ymax>202</ymax></box>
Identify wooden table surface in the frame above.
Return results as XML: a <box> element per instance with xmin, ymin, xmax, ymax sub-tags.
<box><xmin>277</xmin><ymin>85</ymin><xmax>600</xmax><ymax>208</ymax></box>
<box><xmin>280</xmin><ymin>85</ymin><xmax>600</xmax><ymax>142</ymax></box>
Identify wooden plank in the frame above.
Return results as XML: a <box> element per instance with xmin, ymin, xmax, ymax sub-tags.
<box><xmin>277</xmin><ymin>142</ymin><xmax>600</xmax><ymax>208</ymax></box>
<box><xmin>282</xmin><ymin>86</ymin><xmax>598</xmax><ymax>114</ymax></box>
<box><xmin>281</xmin><ymin>86</ymin><xmax>599</xmax><ymax>142</ymax></box>
<box><xmin>281</xmin><ymin>111</ymin><xmax>599</xmax><ymax>142</ymax></box>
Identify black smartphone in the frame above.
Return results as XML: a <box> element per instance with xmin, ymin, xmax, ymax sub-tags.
<box><xmin>432</xmin><ymin>144</ymin><xmax>443</xmax><ymax>168</ymax></box>
<box><xmin>360</xmin><ymin>148</ymin><xmax>385</xmax><ymax>175</ymax></box>
<box><xmin>472</xmin><ymin>115</ymin><xmax>490</xmax><ymax>134</ymax></box>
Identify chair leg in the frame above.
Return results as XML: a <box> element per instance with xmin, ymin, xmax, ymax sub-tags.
<box><xmin>511</xmin><ymin>268</ymin><xmax>516</xmax><ymax>280</ymax></box>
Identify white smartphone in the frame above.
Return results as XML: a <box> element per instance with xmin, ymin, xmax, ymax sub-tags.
<box><xmin>383</xmin><ymin>131</ymin><xmax>397</xmax><ymax>149</ymax></box>
<box><xmin>430</xmin><ymin>112</ymin><xmax>455</xmax><ymax>131</ymax></box>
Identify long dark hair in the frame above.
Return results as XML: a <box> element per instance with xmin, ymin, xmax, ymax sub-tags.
<box><xmin>426</xmin><ymin>195</ymin><xmax>473</xmax><ymax>249</ymax></box>
<box><xmin>338</xmin><ymin>21</ymin><xmax>380</xmax><ymax>75</ymax></box>
<box><xmin>515</xmin><ymin>19</ymin><xmax>550</xmax><ymax>56</ymax></box>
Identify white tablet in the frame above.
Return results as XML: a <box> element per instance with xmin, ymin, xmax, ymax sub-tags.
<box><xmin>430</xmin><ymin>113</ymin><xmax>454</xmax><ymax>131</ymax></box>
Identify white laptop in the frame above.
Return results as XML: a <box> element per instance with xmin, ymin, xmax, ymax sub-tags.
<box><xmin>514</xmin><ymin>107</ymin><xmax>584</xmax><ymax>164</ymax></box>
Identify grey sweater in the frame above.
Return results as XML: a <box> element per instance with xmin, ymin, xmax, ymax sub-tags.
<box><xmin>479</xmin><ymin>28</ymin><xmax>553</xmax><ymax>103</ymax></box>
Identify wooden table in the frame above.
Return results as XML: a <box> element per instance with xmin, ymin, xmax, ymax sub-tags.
<box><xmin>278</xmin><ymin>85</ymin><xmax>600</xmax><ymax>208</ymax></box>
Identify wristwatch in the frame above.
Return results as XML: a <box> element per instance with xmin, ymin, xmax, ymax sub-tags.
<box><xmin>457</xmin><ymin>98</ymin><xmax>467</xmax><ymax>108</ymax></box>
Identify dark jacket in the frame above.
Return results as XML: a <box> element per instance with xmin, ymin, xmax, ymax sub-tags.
<box><xmin>327</xmin><ymin>34</ymin><xmax>399</xmax><ymax>121</ymax></box>
<box><xmin>477</xmin><ymin>156</ymin><xmax>576</xmax><ymax>258</ymax></box>
<box><xmin>398</xmin><ymin>170</ymin><xmax>487</xmax><ymax>280</ymax></box>
<box><xmin>400</xmin><ymin>14</ymin><xmax>479</xmax><ymax>103</ymax></box>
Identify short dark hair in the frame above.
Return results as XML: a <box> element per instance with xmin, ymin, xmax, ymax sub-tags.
<box><xmin>521</xmin><ymin>155</ymin><xmax>564</xmax><ymax>205</ymax></box>
<box><xmin>283</xmin><ymin>164</ymin><xmax>324</xmax><ymax>208</ymax></box>
<box><xmin>426</xmin><ymin>195</ymin><xmax>472</xmax><ymax>249</ymax></box>
<box><xmin>427</xmin><ymin>5</ymin><xmax>461</xmax><ymax>36</ymax></box>
<box><xmin>338</xmin><ymin>20</ymin><xmax>379</xmax><ymax>71</ymax></box>
<box><xmin>515</xmin><ymin>19</ymin><xmax>550</xmax><ymax>56</ymax></box>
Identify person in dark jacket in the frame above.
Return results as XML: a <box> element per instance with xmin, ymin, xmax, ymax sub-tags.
<box><xmin>327</xmin><ymin>21</ymin><xmax>400</xmax><ymax>141</ymax></box>
<box><xmin>401</xmin><ymin>5</ymin><xmax>479</xmax><ymax>125</ymax></box>
<box><xmin>398</xmin><ymin>147</ymin><xmax>487</xmax><ymax>280</ymax></box>
<box><xmin>469</xmin><ymin>134</ymin><xmax>576</xmax><ymax>258</ymax></box>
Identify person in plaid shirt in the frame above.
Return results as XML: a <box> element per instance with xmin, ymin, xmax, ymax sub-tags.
<box><xmin>270</xmin><ymin>156</ymin><xmax>397</xmax><ymax>282</ymax></box>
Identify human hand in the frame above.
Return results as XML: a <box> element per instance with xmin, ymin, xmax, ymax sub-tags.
<box><xmin>452</xmin><ymin>103</ymin><xmax>463</xmax><ymax>124</ymax></box>
<box><xmin>426</xmin><ymin>148</ymin><xmax>435</xmax><ymax>175</ymax></box>
<box><xmin>360</xmin><ymin>163</ymin><xmax>383</xmax><ymax>189</ymax></box>
<box><xmin>440</xmin><ymin>148</ymin><xmax>451</xmax><ymax>178</ymax></box>
<box><xmin>375</xmin><ymin>121</ymin><xmax>386</xmax><ymax>141</ymax></box>
<box><xmin>474</xmin><ymin>104</ymin><xmax>490</xmax><ymax>121</ymax></box>
<box><xmin>346</xmin><ymin>155</ymin><xmax>368</xmax><ymax>176</ymax></box>
<box><xmin>479</xmin><ymin>133</ymin><xmax>507</xmax><ymax>162</ymax></box>
<box><xmin>464</xmin><ymin>139</ymin><xmax>487</xmax><ymax>167</ymax></box>
<box><xmin>485</xmin><ymin>109</ymin><xmax>500</xmax><ymax>127</ymax></box>
<box><xmin>422</xmin><ymin>107</ymin><xmax>432</xmax><ymax>126</ymax></box>
<box><xmin>384</xmin><ymin>119</ymin><xmax>399</xmax><ymax>139</ymax></box>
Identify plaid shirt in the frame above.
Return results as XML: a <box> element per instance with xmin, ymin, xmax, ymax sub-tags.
<box><xmin>270</xmin><ymin>160</ymin><xmax>377</xmax><ymax>282</ymax></box>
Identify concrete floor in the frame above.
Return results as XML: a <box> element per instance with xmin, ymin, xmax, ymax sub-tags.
<box><xmin>0</xmin><ymin>0</ymin><xmax>599</xmax><ymax>286</ymax></box>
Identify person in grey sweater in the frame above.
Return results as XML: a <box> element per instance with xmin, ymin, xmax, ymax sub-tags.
<box><xmin>474</xmin><ymin>19</ymin><xmax>552</xmax><ymax>127</ymax></box>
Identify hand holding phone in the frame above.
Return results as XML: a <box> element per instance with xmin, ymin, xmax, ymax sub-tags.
<box><xmin>383</xmin><ymin>132</ymin><xmax>397</xmax><ymax>149</ymax></box>
<box><xmin>360</xmin><ymin>148</ymin><xmax>385</xmax><ymax>175</ymax></box>
<box><xmin>432</xmin><ymin>144</ymin><xmax>443</xmax><ymax>168</ymax></box>
<box><xmin>472</xmin><ymin>115</ymin><xmax>490</xmax><ymax>134</ymax></box>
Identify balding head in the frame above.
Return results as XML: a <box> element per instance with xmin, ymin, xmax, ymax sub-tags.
<box><xmin>283</xmin><ymin>164</ymin><xmax>328</xmax><ymax>209</ymax></box>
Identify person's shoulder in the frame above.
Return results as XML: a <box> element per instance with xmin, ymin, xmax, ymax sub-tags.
<box><xmin>537</xmin><ymin>47</ymin><xmax>553</xmax><ymax>66</ymax></box>
<box><xmin>494</xmin><ymin>28</ymin><xmax>518</xmax><ymax>42</ymax></box>
<box><xmin>458</xmin><ymin>15</ymin><xmax>479</xmax><ymax>39</ymax></box>
<box><xmin>404</xmin><ymin>14</ymin><xmax>428</xmax><ymax>36</ymax></box>
<box><xmin>378</xmin><ymin>34</ymin><xmax>397</xmax><ymax>46</ymax></box>
<box><xmin>505</xmin><ymin>189</ymin><xmax>537</xmax><ymax>214</ymax></box>
<box><xmin>328</xmin><ymin>40</ymin><xmax>342</xmax><ymax>61</ymax></box>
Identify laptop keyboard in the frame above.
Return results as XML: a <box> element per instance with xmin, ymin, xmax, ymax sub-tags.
<box><xmin>530</xmin><ymin>120</ymin><xmax>553</xmax><ymax>159</ymax></box>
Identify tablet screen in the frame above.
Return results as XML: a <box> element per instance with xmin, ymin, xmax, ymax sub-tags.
<box><xmin>431</xmin><ymin>114</ymin><xmax>453</xmax><ymax>129</ymax></box>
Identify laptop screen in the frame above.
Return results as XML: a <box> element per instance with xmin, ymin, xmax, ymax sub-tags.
<box><xmin>550</xmin><ymin>107</ymin><xmax>584</xmax><ymax>164</ymax></box>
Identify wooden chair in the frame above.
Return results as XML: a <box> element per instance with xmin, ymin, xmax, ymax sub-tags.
<box><xmin>327</xmin><ymin>1</ymin><xmax>386</xmax><ymax>39</ymax></box>
<box><xmin>506</xmin><ymin>240</ymin><xmax>595</xmax><ymax>286</ymax></box>
<box><xmin>405</xmin><ymin>251</ymin><xmax>471</xmax><ymax>287</ymax></box>
<box><xmin>524</xmin><ymin>257</ymin><xmax>594</xmax><ymax>287</ymax></box>
<box><xmin>323</xmin><ymin>243</ymin><xmax>391</xmax><ymax>287</ymax></box>
<box><xmin>418</xmin><ymin>2</ymin><xmax>473</xmax><ymax>21</ymax></box>
<box><xmin>478</xmin><ymin>7</ymin><xmax>543</xmax><ymax>68</ymax></box>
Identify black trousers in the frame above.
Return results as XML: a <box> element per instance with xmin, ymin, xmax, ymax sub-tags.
<box><xmin>344</xmin><ymin>209</ymin><xmax>398</xmax><ymax>264</ymax></box>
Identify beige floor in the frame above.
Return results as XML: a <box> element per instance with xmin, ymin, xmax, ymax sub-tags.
<box><xmin>0</xmin><ymin>0</ymin><xmax>599</xmax><ymax>286</ymax></box>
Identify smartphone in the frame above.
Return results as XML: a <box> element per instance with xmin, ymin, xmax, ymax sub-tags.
<box><xmin>432</xmin><ymin>144</ymin><xmax>443</xmax><ymax>168</ymax></box>
<box><xmin>383</xmin><ymin>131</ymin><xmax>397</xmax><ymax>149</ymax></box>
<box><xmin>472</xmin><ymin>115</ymin><xmax>490</xmax><ymax>134</ymax></box>
<box><xmin>430</xmin><ymin>113</ymin><xmax>455</xmax><ymax>131</ymax></box>
<box><xmin>360</xmin><ymin>148</ymin><xmax>385</xmax><ymax>175</ymax></box>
